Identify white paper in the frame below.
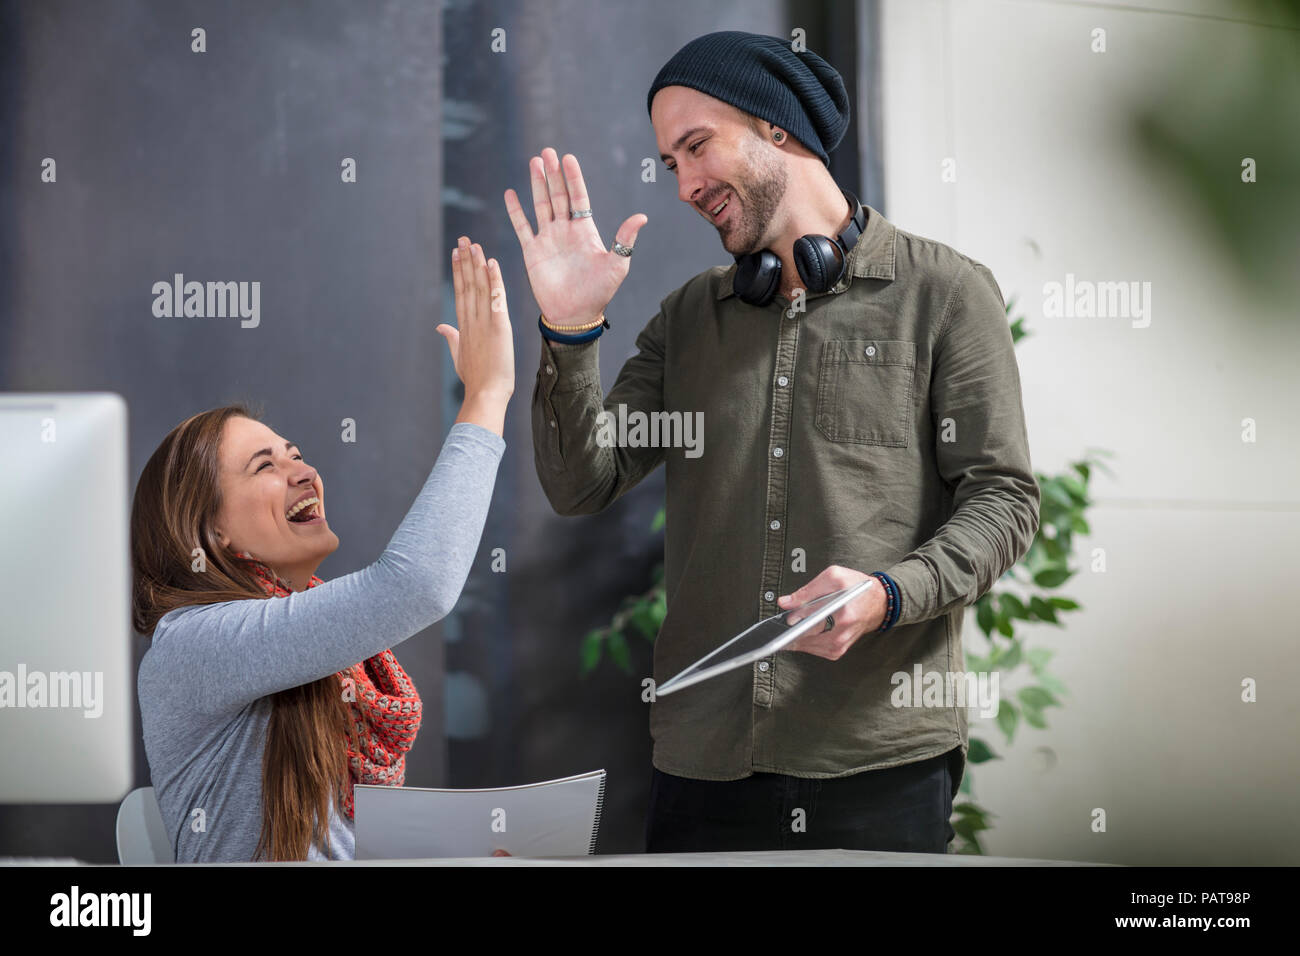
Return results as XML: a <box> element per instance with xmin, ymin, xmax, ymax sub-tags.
<box><xmin>353</xmin><ymin>769</ymin><xmax>606</xmax><ymax>859</ymax></box>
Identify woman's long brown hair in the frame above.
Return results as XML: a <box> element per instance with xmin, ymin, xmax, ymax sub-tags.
<box><xmin>131</xmin><ymin>403</ymin><xmax>357</xmax><ymax>861</ymax></box>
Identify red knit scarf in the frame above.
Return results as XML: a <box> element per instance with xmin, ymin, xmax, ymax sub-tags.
<box><xmin>234</xmin><ymin>552</ymin><xmax>422</xmax><ymax>820</ymax></box>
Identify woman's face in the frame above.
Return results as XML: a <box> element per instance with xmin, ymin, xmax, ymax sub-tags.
<box><xmin>212</xmin><ymin>416</ymin><xmax>339</xmax><ymax>590</ymax></box>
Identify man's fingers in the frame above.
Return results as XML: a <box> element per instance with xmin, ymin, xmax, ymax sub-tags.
<box><xmin>612</xmin><ymin>213</ymin><xmax>649</xmax><ymax>254</ymax></box>
<box><xmin>561</xmin><ymin>153</ymin><xmax>590</xmax><ymax>214</ymax></box>
<box><xmin>503</xmin><ymin>188</ymin><xmax>536</xmax><ymax>251</ymax></box>
<box><xmin>542</xmin><ymin>147</ymin><xmax>570</xmax><ymax>221</ymax></box>
<box><xmin>529</xmin><ymin>156</ymin><xmax>553</xmax><ymax>226</ymax></box>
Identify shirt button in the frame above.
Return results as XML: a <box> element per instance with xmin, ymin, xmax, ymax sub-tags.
<box><xmin>784</xmin><ymin>309</ymin><xmax>795</xmax><ymax>319</ymax></box>
<box><xmin>545</xmin><ymin>364</ymin><xmax>554</xmax><ymax>375</ymax></box>
<box><xmin>777</xmin><ymin>375</ymin><xmax>789</xmax><ymax>387</ymax></box>
<box><xmin>549</xmin><ymin>419</ymin><xmax>557</xmax><ymax>429</ymax></box>
<box><xmin>865</xmin><ymin>345</ymin><xmax>876</xmax><ymax>357</ymax></box>
<box><xmin>758</xmin><ymin>661</ymin><xmax>770</xmax><ymax>672</ymax></box>
<box><xmin>769</xmin><ymin>519</ymin><xmax>780</xmax><ymax>530</ymax></box>
<box><xmin>764</xmin><ymin>590</ymin><xmax>775</xmax><ymax>602</ymax></box>
<box><xmin>772</xmin><ymin>447</ymin><xmax>783</xmax><ymax>458</ymax></box>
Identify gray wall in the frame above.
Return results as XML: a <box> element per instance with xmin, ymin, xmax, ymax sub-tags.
<box><xmin>0</xmin><ymin>0</ymin><xmax>448</xmax><ymax>861</ymax></box>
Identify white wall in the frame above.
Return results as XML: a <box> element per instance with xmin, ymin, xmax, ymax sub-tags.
<box><xmin>877</xmin><ymin>0</ymin><xmax>1300</xmax><ymax>864</ymax></box>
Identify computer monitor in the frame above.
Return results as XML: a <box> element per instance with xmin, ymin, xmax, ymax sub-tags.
<box><xmin>0</xmin><ymin>393</ymin><xmax>133</xmax><ymax>803</ymax></box>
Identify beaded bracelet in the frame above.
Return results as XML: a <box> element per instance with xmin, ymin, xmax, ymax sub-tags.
<box><xmin>870</xmin><ymin>571</ymin><xmax>902</xmax><ymax>632</ymax></box>
<box><xmin>541</xmin><ymin>312</ymin><xmax>605</xmax><ymax>332</ymax></box>
<box><xmin>538</xmin><ymin>314</ymin><xmax>610</xmax><ymax>344</ymax></box>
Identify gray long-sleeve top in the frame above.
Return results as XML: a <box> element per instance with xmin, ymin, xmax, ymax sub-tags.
<box><xmin>137</xmin><ymin>422</ymin><xmax>506</xmax><ymax>863</ymax></box>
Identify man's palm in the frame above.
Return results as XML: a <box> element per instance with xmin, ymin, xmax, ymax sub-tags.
<box><xmin>505</xmin><ymin>148</ymin><xmax>647</xmax><ymax>325</ymax></box>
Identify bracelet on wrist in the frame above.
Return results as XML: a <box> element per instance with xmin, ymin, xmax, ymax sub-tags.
<box><xmin>538</xmin><ymin>313</ymin><xmax>609</xmax><ymax>344</ymax></box>
<box><xmin>540</xmin><ymin>312</ymin><xmax>607</xmax><ymax>332</ymax></box>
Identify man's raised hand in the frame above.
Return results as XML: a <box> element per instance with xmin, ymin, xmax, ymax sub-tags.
<box><xmin>503</xmin><ymin>147</ymin><xmax>648</xmax><ymax>326</ymax></box>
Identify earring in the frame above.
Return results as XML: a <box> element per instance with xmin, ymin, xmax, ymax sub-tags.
<box><xmin>773</xmin><ymin>130</ymin><xmax>785</xmax><ymax>143</ymax></box>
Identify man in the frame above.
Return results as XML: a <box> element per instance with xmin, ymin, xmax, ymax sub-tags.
<box><xmin>504</xmin><ymin>31</ymin><xmax>1039</xmax><ymax>854</ymax></box>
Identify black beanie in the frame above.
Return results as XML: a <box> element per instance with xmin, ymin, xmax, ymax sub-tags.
<box><xmin>646</xmin><ymin>31</ymin><xmax>850</xmax><ymax>166</ymax></box>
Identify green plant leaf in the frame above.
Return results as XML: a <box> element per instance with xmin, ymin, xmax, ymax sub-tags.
<box><xmin>996</xmin><ymin>698</ymin><xmax>1019</xmax><ymax>742</ymax></box>
<box><xmin>1026</xmin><ymin>647</ymin><xmax>1055</xmax><ymax>671</ymax></box>
<box><xmin>999</xmin><ymin>593</ymin><xmax>1029</xmax><ymax>619</ymax></box>
<box><xmin>1042</xmin><ymin>480</ymin><xmax>1075</xmax><ymax>511</ymax></box>
<box><xmin>580</xmin><ymin>629</ymin><xmax>603</xmax><ymax>675</ymax></box>
<box><xmin>959</xmin><ymin>771</ymin><xmax>973</xmax><ymax>796</ymax></box>
<box><xmin>995</xmin><ymin>611</ymin><xmax>1015</xmax><ymax>638</ymax></box>
<box><xmin>1018</xmin><ymin>685</ymin><xmax>1060</xmax><ymax>710</ymax></box>
<box><xmin>606</xmin><ymin>630</ymin><xmax>632</xmax><ymax>673</ymax></box>
<box><xmin>1029</xmin><ymin>596</ymin><xmax>1061</xmax><ymax>625</ymax></box>
<box><xmin>953</xmin><ymin>816</ymin><xmax>990</xmax><ymax>840</ymax></box>
<box><xmin>1070</xmin><ymin>515</ymin><xmax>1091</xmax><ymax>535</ymax></box>
<box><xmin>975</xmin><ymin>595</ymin><xmax>995</xmax><ymax>636</ymax></box>
<box><xmin>1060</xmin><ymin>474</ymin><xmax>1089</xmax><ymax>504</ymax></box>
<box><xmin>968</xmin><ymin>737</ymin><xmax>998</xmax><ymax>763</ymax></box>
<box><xmin>1022</xmin><ymin>704</ymin><xmax>1048</xmax><ymax>729</ymax></box>
<box><xmin>993</xmin><ymin>640</ymin><xmax>1022</xmax><ymax>671</ymax></box>
<box><xmin>650</xmin><ymin>506</ymin><xmax>666</xmax><ymax>533</ymax></box>
<box><xmin>1038</xmin><ymin>671</ymin><xmax>1068</xmax><ymax>698</ymax></box>
<box><xmin>1048</xmin><ymin>596</ymin><xmax>1080</xmax><ymax>611</ymax></box>
<box><xmin>629</xmin><ymin>601</ymin><xmax>660</xmax><ymax>640</ymax></box>
<box><xmin>1033</xmin><ymin>566</ymin><xmax>1074</xmax><ymax>588</ymax></box>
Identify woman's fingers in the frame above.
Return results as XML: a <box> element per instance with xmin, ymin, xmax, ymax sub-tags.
<box><xmin>486</xmin><ymin>257</ymin><xmax>508</xmax><ymax>319</ymax></box>
<box><xmin>460</xmin><ymin>237</ymin><xmax>478</xmax><ymax>325</ymax></box>
<box><xmin>435</xmin><ymin>323</ymin><xmax>460</xmax><ymax>372</ymax></box>
<box><xmin>471</xmin><ymin>243</ymin><xmax>489</xmax><ymax>317</ymax></box>
<box><xmin>450</xmin><ymin>245</ymin><xmax>467</xmax><ymax>328</ymax></box>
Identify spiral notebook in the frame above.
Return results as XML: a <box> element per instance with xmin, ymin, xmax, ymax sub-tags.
<box><xmin>353</xmin><ymin>769</ymin><xmax>606</xmax><ymax>859</ymax></box>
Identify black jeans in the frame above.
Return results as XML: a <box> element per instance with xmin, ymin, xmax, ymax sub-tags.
<box><xmin>645</xmin><ymin>747</ymin><xmax>963</xmax><ymax>854</ymax></box>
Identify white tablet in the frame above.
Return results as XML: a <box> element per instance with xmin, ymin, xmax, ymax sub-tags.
<box><xmin>654</xmin><ymin>579</ymin><xmax>876</xmax><ymax>697</ymax></box>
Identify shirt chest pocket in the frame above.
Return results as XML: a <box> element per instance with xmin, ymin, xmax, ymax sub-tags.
<box><xmin>814</xmin><ymin>339</ymin><xmax>917</xmax><ymax>446</ymax></box>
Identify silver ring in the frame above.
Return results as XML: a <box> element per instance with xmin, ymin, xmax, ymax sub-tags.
<box><xmin>821</xmin><ymin>615</ymin><xmax>835</xmax><ymax>633</ymax></box>
<box><xmin>611</xmin><ymin>239</ymin><xmax>633</xmax><ymax>257</ymax></box>
<box><xmin>569</xmin><ymin>208</ymin><xmax>593</xmax><ymax>219</ymax></box>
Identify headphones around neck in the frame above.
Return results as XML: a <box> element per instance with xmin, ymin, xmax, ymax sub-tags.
<box><xmin>732</xmin><ymin>188</ymin><xmax>867</xmax><ymax>307</ymax></box>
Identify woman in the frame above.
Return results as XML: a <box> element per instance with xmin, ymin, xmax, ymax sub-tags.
<box><xmin>133</xmin><ymin>239</ymin><xmax>513</xmax><ymax>862</ymax></box>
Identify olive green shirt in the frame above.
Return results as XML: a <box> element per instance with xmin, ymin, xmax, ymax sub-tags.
<box><xmin>531</xmin><ymin>203</ymin><xmax>1040</xmax><ymax>783</ymax></box>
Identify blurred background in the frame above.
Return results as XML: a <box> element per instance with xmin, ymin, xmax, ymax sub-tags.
<box><xmin>1</xmin><ymin>0</ymin><xmax>1296</xmax><ymax>863</ymax></box>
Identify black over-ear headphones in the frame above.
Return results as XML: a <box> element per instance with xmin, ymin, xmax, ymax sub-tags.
<box><xmin>732</xmin><ymin>188</ymin><xmax>867</xmax><ymax>307</ymax></box>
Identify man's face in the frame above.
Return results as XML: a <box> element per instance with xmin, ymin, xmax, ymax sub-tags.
<box><xmin>652</xmin><ymin>86</ymin><xmax>789</xmax><ymax>256</ymax></box>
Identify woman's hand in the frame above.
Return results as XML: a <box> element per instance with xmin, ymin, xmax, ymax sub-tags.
<box><xmin>438</xmin><ymin>237</ymin><xmax>515</xmax><ymax>435</ymax></box>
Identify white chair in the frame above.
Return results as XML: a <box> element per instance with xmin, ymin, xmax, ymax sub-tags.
<box><xmin>115</xmin><ymin>787</ymin><xmax>173</xmax><ymax>864</ymax></box>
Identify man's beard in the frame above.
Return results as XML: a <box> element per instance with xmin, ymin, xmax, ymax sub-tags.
<box><xmin>716</xmin><ymin>144</ymin><xmax>788</xmax><ymax>256</ymax></box>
